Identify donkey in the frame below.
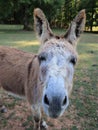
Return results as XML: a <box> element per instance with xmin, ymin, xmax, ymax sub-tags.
<box><xmin>0</xmin><ymin>8</ymin><xmax>86</xmax><ymax>129</ymax></box>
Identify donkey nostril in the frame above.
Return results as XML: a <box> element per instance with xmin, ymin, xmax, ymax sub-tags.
<box><xmin>62</xmin><ymin>96</ymin><xmax>67</xmax><ymax>106</ymax></box>
<box><xmin>44</xmin><ymin>94</ymin><xmax>49</xmax><ymax>106</ymax></box>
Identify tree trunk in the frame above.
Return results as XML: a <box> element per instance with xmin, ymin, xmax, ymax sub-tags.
<box><xmin>23</xmin><ymin>17</ymin><xmax>29</xmax><ymax>30</ymax></box>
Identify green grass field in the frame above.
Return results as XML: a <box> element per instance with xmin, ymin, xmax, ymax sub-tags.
<box><xmin>0</xmin><ymin>26</ymin><xmax>98</xmax><ymax>130</ymax></box>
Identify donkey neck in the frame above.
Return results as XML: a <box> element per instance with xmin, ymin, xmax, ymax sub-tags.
<box><xmin>26</xmin><ymin>55</ymin><xmax>43</xmax><ymax>105</ymax></box>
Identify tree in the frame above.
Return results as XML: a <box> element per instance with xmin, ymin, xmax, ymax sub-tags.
<box><xmin>0</xmin><ymin>0</ymin><xmax>63</xmax><ymax>30</ymax></box>
<box><xmin>0</xmin><ymin>0</ymin><xmax>14</xmax><ymax>24</ymax></box>
<box><xmin>0</xmin><ymin>0</ymin><xmax>98</xmax><ymax>31</ymax></box>
<box><xmin>79</xmin><ymin>0</ymin><xmax>98</xmax><ymax>31</ymax></box>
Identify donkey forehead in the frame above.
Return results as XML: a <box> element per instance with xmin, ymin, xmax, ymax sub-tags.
<box><xmin>40</xmin><ymin>38</ymin><xmax>77</xmax><ymax>57</ymax></box>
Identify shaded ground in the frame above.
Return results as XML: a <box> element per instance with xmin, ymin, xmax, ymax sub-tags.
<box><xmin>0</xmin><ymin>29</ymin><xmax>98</xmax><ymax>130</ymax></box>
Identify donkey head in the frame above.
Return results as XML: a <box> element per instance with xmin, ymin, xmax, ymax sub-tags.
<box><xmin>34</xmin><ymin>8</ymin><xmax>86</xmax><ymax>118</ymax></box>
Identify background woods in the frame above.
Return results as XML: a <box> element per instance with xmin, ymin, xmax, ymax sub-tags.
<box><xmin>0</xmin><ymin>0</ymin><xmax>98</xmax><ymax>31</ymax></box>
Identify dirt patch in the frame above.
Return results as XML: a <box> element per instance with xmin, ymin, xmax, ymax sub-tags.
<box><xmin>0</xmin><ymin>92</ymin><xmax>77</xmax><ymax>130</ymax></box>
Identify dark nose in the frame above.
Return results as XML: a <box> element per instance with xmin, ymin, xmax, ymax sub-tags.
<box><xmin>44</xmin><ymin>94</ymin><xmax>49</xmax><ymax>106</ymax></box>
<box><xmin>62</xmin><ymin>96</ymin><xmax>67</xmax><ymax>106</ymax></box>
<box><xmin>49</xmin><ymin>96</ymin><xmax>63</xmax><ymax>118</ymax></box>
<box><xmin>44</xmin><ymin>94</ymin><xmax>67</xmax><ymax>107</ymax></box>
<box><xmin>43</xmin><ymin>95</ymin><xmax>68</xmax><ymax>118</ymax></box>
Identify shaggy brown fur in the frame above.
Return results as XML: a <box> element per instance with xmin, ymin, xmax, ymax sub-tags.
<box><xmin>0</xmin><ymin>46</ymin><xmax>41</xmax><ymax>103</ymax></box>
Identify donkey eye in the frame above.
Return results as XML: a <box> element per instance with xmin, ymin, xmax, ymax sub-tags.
<box><xmin>38</xmin><ymin>52</ymin><xmax>47</xmax><ymax>63</ymax></box>
<box><xmin>70</xmin><ymin>57</ymin><xmax>77</xmax><ymax>65</ymax></box>
<box><xmin>38</xmin><ymin>55</ymin><xmax>46</xmax><ymax>62</ymax></box>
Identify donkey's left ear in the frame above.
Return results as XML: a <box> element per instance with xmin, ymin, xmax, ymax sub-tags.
<box><xmin>64</xmin><ymin>9</ymin><xmax>86</xmax><ymax>46</ymax></box>
<box><xmin>34</xmin><ymin>8</ymin><xmax>53</xmax><ymax>44</ymax></box>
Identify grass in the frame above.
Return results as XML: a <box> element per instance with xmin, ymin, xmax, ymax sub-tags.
<box><xmin>0</xmin><ymin>24</ymin><xmax>23</xmax><ymax>30</ymax></box>
<box><xmin>0</xmin><ymin>26</ymin><xmax>98</xmax><ymax>130</ymax></box>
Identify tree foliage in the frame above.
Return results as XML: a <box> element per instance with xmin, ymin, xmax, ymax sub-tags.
<box><xmin>78</xmin><ymin>0</ymin><xmax>98</xmax><ymax>31</ymax></box>
<box><xmin>0</xmin><ymin>0</ymin><xmax>98</xmax><ymax>31</ymax></box>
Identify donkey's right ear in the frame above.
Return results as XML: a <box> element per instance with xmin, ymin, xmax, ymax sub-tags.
<box><xmin>34</xmin><ymin>8</ymin><xmax>53</xmax><ymax>44</ymax></box>
<box><xmin>64</xmin><ymin>9</ymin><xmax>86</xmax><ymax>46</ymax></box>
